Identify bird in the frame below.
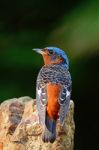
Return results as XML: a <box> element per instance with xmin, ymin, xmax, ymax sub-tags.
<box><xmin>32</xmin><ymin>46</ymin><xmax>72</xmax><ymax>143</ymax></box>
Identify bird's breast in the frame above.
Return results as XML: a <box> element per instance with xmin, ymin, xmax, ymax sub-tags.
<box><xmin>46</xmin><ymin>83</ymin><xmax>61</xmax><ymax>120</ymax></box>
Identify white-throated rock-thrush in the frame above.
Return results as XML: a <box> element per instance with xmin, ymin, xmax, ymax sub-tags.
<box><xmin>32</xmin><ymin>47</ymin><xmax>72</xmax><ymax>143</ymax></box>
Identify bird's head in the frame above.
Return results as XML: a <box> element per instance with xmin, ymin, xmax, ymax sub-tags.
<box><xmin>32</xmin><ymin>47</ymin><xmax>69</xmax><ymax>69</ymax></box>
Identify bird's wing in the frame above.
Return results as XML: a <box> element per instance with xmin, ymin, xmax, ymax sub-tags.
<box><xmin>36</xmin><ymin>83</ymin><xmax>47</xmax><ymax>126</ymax></box>
<box><xmin>58</xmin><ymin>76</ymin><xmax>72</xmax><ymax>125</ymax></box>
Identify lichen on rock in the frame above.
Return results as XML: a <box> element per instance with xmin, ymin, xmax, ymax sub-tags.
<box><xmin>0</xmin><ymin>96</ymin><xmax>75</xmax><ymax>150</ymax></box>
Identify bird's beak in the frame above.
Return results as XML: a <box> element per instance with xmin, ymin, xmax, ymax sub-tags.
<box><xmin>32</xmin><ymin>48</ymin><xmax>45</xmax><ymax>55</ymax></box>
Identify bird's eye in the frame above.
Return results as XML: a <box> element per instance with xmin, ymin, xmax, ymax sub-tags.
<box><xmin>57</xmin><ymin>55</ymin><xmax>61</xmax><ymax>59</ymax></box>
<box><xmin>48</xmin><ymin>50</ymin><xmax>54</xmax><ymax>55</ymax></box>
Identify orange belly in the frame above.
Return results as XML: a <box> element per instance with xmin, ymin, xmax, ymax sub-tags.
<box><xmin>46</xmin><ymin>83</ymin><xmax>61</xmax><ymax>120</ymax></box>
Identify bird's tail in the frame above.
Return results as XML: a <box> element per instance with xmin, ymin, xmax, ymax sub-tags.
<box><xmin>42</xmin><ymin>114</ymin><xmax>56</xmax><ymax>143</ymax></box>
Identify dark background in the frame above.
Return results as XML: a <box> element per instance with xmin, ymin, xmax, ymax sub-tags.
<box><xmin>0</xmin><ymin>0</ymin><xmax>99</xmax><ymax>149</ymax></box>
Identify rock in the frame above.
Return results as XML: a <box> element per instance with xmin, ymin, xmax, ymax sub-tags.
<box><xmin>0</xmin><ymin>96</ymin><xmax>75</xmax><ymax>150</ymax></box>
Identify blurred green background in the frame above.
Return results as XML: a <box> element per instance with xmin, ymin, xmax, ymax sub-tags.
<box><xmin>0</xmin><ymin>0</ymin><xmax>99</xmax><ymax>149</ymax></box>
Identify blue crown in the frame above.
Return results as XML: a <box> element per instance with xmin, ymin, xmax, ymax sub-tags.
<box><xmin>45</xmin><ymin>47</ymin><xmax>69</xmax><ymax>68</ymax></box>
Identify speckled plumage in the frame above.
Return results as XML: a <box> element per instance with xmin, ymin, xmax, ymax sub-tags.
<box><xmin>36</xmin><ymin>64</ymin><xmax>72</xmax><ymax>125</ymax></box>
